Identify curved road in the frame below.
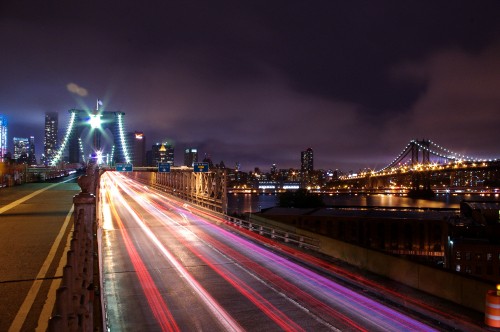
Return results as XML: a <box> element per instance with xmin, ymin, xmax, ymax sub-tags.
<box><xmin>101</xmin><ymin>172</ymin><xmax>484</xmax><ymax>331</ymax></box>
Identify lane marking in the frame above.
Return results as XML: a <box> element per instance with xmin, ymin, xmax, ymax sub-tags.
<box><xmin>0</xmin><ymin>179</ymin><xmax>75</xmax><ymax>215</ymax></box>
<box><xmin>35</xmin><ymin>208</ymin><xmax>75</xmax><ymax>332</ymax></box>
<box><xmin>107</xmin><ymin>173</ymin><xmax>243</xmax><ymax>331</ymax></box>
<box><xmin>8</xmin><ymin>206</ymin><xmax>74</xmax><ymax>332</ymax></box>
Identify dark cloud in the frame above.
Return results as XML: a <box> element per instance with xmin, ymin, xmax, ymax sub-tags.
<box><xmin>1</xmin><ymin>1</ymin><xmax>500</xmax><ymax>171</ymax></box>
<box><xmin>387</xmin><ymin>44</ymin><xmax>500</xmax><ymax>158</ymax></box>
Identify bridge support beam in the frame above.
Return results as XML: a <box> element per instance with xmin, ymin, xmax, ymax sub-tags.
<box><xmin>411</xmin><ymin>139</ymin><xmax>430</xmax><ymax>165</ymax></box>
<box><xmin>127</xmin><ymin>169</ymin><xmax>227</xmax><ymax>214</ymax></box>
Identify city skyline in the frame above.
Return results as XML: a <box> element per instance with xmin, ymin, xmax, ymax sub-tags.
<box><xmin>2</xmin><ymin>2</ymin><xmax>500</xmax><ymax>171</ymax></box>
<box><xmin>1</xmin><ymin>110</ymin><xmax>320</xmax><ymax>171</ymax></box>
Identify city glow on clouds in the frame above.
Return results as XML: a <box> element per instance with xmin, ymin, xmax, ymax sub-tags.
<box><xmin>1</xmin><ymin>2</ymin><xmax>500</xmax><ymax>171</ymax></box>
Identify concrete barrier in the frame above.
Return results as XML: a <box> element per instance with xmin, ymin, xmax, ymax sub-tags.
<box><xmin>293</xmin><ymin>227</ymin><xmax>494</xmax><ymax>312</ymax></box>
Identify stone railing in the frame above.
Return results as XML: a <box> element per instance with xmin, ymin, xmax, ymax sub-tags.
<box><xmin>48</xmin><ymin>163</ymin><xmax>100</xmax><ymax>332</ymax></box>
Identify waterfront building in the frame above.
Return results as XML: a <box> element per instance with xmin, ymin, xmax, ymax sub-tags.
<box><xmin>44</xmin><ymin>112</ymin><xmax>58</xmax><ymax>165</ymax></box>
<box><xmin>259</xmin><ymin>206</ymin><xmax>451</xmax><ymax>263</ymax></box>
<box><xmin>184</xmin><ymin>148</ymin><xmax>198</xmax><ymax>167</ymax></box>
<box><xmin>256</xmin><ymin>180</ymin><xmax>301</xmax><ymax>192</ymax></box>
<box><xmin>258</xmin><ymin>181</ymin><xmax>278</xmax><ymax>191</ymax></box>
<box><xmin>13</xmin><ymin>137</ymin><xmax>29</xmax><ymax>162</ymax></box>
<box><xmin>447</xmin><ymin>200</ymin><xmax>500</xmax><ymax>283</ymax></box>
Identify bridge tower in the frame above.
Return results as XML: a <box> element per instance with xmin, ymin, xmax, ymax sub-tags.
<box><xmin>51</xmin><ymin>108</ymin><xmax>131</xmax><ymax>166</ymax></box>
<box><xmin>410</xmin><ymin>139</ymin><xmax>433</xmax><ymax>196</ymax></box>
<box><xmin>411</xmin><ymin>139</ymin><xmax>430</xmax><ymax>165</ymax></box>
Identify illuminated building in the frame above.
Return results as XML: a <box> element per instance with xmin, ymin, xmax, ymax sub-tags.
<box><xmin>0</xmin><ymin>114</ymin><xmax>7</xmax><ymax>161</ymax></box>
<box><xmin>270</xmin><ymin>163</ymin><xmax>277</xmax><ymax>174</ymax></box>
<box><xmin>301</xmin><ymin>148</ymin><xmax>314</xmax><ymax>174</ymax></box>
<box><xmin>13</xmin><ymin>137</ymin><xmax>29</xmax><ymax>162</ymax></box>
<box><xmin>151</xmin><ymin>142</ymin><xmax>174</xmax><ymax>166</ymax></box>
<box><xmin>130</xmin><ymin>131</ymin><xmax>146</xmax><ymax>166</ymax></box>
<box><xmin>184</xmin><ymin>148</ymin><xmax>198</xmax><ymax>167</ymax></box>
<box><xmin>28</xmin><ymin>136</ymin><xmax>36</xmax><ymax>165</ymax></box>
<box><xmin>44</xmin><ymin>112</ymin><xmax>58</xmax><ymax>165</ymax></box>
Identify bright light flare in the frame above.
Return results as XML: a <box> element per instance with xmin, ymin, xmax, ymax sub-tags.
<box><xmin>89</xmin><ymin>114</ymin><xmax>102</xmax><ymax>129</ymax></box>
<box><xmin>96</xmin><ymin>150</ymin><xmax>104</xmax><ymax>164</ymax></box>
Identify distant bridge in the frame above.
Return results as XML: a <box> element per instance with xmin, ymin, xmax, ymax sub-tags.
<box><xmin>339</xmin><ymin>139</ymin><xmax>500</xmax><ymax>193</ymax></box>
<box><xmin>50</xmin><ymin>110</ymin><xmax>499</xmax><ymax>196</ymax></box>
<box><xmin>377</xmin><ymin>139</ymin><xmax>498</xmax><ymax>172</ymax></box>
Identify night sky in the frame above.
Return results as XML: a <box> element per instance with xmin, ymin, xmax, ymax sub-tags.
<box><xmin>1</xmin><ymin>1</ymin><xmax>500</xmax><ymax>172</ymax></box>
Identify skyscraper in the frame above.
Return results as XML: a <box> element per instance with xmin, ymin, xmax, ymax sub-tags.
<box><xmin>28</xmin><ymin>136</ymin><xmax>36</xmax><ymax>165</ymax></box>
<box><xmin>150</xmin><ymin>142</ymin><xmax>174</xmax><ymax>166</ymax></box>
<box><xmin>13</xmin><ymin>137</ymin><xmax>29</xmax><ymax>163</ymax></box>
<box><xmin>184</xmin><ymin>148</ymin><xmax>198</xmax><ymax>167</ymax></box>
<box><xmin>44</xmin><ymin>112</ymin><xmax>58</xmax><ymax>165</ymax></box>
<box><xmin>130</xmin><ymin>131</ymin><xmax>146</xmax><ymax>166</ymax></box>
<box><xmin>0</xmin><ymin>115</ymin><xmax>7</xmax><ymax>162</ymax></box>
<box><xmin>301</xmin><ymin>148</ymin><xmax>314</xmax><ymax>174</ymax></box>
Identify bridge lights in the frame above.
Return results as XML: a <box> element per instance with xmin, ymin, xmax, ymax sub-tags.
<box><xmin>96</xmin><ymin>150</ymin><xmax>104</xmax><ymax>164</ymax></box>
<box><xmin>89</xmin><ymin>113</ymin><xmax>102</xmax><ymax>129</ymax></box>
<box><xmin>50</xmin><ymin>111</ymin><xmax>77</xmax><ymax>166</ymax></box>
<box><xmin>116</xmin><ymin>113</ymin><xmax>131</xmax><ymax>163</ymax></box>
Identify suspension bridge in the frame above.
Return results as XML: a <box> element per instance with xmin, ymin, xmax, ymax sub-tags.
<box><xmin>50</xmin><ymin>106</ymin><xmax>131</xmax><ymax>167</ymax></box>
<box><xmin>46</xmin><ymin>106</ymin><xmax>500</xmax><ymax>196</ymax></box>
<box><xmin>339</xmin><ymin>139</ymin><xmax>500</xmax><ymax>195</ymax></box>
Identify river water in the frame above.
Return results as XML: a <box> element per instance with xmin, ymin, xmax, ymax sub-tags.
<box><xmin>226</xmin><ymin>193</ymin><xmax>496</xmax><ymax>214</ymax></box>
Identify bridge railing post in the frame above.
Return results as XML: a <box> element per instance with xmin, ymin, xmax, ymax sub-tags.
<box><xmin>49</xmin><ymin>162</ymin><xmax>100</xmax><ymax>332</ymax></box>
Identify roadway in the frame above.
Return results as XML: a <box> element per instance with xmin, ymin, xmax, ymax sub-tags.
<box><xmin>100</xmin><ymin>171</ymin><xmax>487</xmax><ymax>331</ymax></box>
<box><xmin>0</xmin><ymin>173</ymin><xmax>81</xmax><ymax>331</ymax></box>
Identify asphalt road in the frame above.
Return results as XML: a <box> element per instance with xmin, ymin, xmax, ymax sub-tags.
<box><xmin>100</xmin><ymin>172</ymin><xmax>487</xmax><ymax>331</ymax></box>
<box><xmin>0</xmin><ymin>175</ymin><xmax>80</xmax><ymax>332</ymax></box>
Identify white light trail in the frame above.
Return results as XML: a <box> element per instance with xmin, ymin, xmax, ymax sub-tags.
<box><xmin>104</xmin><ymin>173</ymin><xmax>243</xmax><ymax>332</ymax></box>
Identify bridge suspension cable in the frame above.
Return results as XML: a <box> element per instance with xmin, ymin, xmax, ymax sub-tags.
<box><xmin>50</xmin><ymin>108</ymin><xmax>132</xmax><ymax>167</ymax></box>
<box><xmin>50</xmin><ymin>110</ymin><xmax>77</xmax><ymax>166</ymax></box>
<box><xmin>116</xmin><ymin>112</ymin><xmax>131</xmax><ymax>164</ymax></box>
<box><xmin>376</xmin><ymin>139</ymin><xmax>495</xmax><ymax>174</ymax></box>
<box><xmin>425</xmin><ymin>140</ymin><xmax>481</xmax><ymax>162</ymax></box>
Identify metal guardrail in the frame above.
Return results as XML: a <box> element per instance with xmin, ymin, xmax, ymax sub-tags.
<box><xmin>224</xmin><ymin>216</ymin><xmax>320</xmax><ymax>251</ymax></box>
<box><xmin>125</xmin><ymin>170</ymin><xmax>321</xmax><ymax>252</ymax></box>
<box><xmin>124</xmin><ymin>170</ymin><xmax>227</xmax><ymax>214</ymax></box>
<box><xmin>127</xmin><ymin>172</ymin><xmax>320</xmax><ymax>251</ymax></box>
